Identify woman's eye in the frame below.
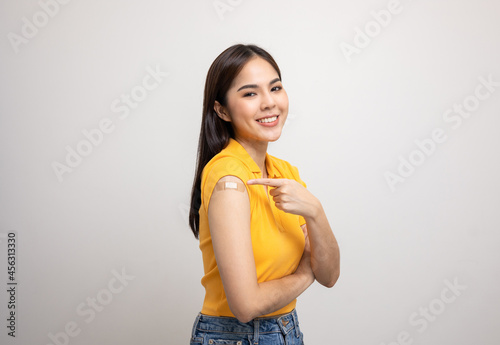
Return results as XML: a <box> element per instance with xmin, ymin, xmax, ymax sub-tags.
<box><xmin>243</xmin><ymin>86</ymin><xmax>281</xmax><ymax>97</ymax></box>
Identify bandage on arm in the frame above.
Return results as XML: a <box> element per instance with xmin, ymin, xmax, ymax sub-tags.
<box><xmin>207</xmin><ymin>176</ymin><xmax>248</xmax><ymax>213</ymax></box>
<box><xmin>213</xmin><ymin>177</ymin><xmax>246</xmax><ymax>193</ymax></box>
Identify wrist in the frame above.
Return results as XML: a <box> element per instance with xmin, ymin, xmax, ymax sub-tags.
<box><xmin>295</xmin><ymin>262</ymin><xmax>315</xmax><ymax>286</ymax></box>
<box><xmin>303</xmin><ymin>269</ymin><xmax>315</xmax><ymax>287</ymax></box>
<box><xmin>304</xmin><ymin>198</ymin><xmax>322</xmax><ymax>221</ymax></box>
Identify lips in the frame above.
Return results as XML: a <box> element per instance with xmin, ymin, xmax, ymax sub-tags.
<box><xmin>256</xmin><ymin>114</ymin><xmax>279</xmax><ymax>120</ymax></box>
<box><xmin>256</xmin><ymin>115</ymin><xmax>279</xmax><ymax>126</ymax></box>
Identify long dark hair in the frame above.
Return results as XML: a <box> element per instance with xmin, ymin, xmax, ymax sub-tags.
<box><xmin>188</xmin><ymin>44</ymin><xmax>282</xmax><ymax>239</ymax></box>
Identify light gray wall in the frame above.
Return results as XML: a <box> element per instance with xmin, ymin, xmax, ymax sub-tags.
<box><xmin>1</xmin><ymin>0</ymin><xmax>499</xmax><ymax>344</ymax></box>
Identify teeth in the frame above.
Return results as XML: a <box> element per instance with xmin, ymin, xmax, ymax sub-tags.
<box><xmin>257</xmin><ymin>116</ymin><xmax>278</xmax><ymax>123</ymax></box>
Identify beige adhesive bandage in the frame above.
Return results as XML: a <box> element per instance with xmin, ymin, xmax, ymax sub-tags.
<box><xmin>214</xmin><ymin>180</ymin><xmax>246</xmax><ymax>193</ymax></box>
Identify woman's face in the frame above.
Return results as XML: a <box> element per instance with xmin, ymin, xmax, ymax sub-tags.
<box><xmin>215</xmin><ymin>56</ymin><xmax>289</xmax><ymax>145</ymax></box>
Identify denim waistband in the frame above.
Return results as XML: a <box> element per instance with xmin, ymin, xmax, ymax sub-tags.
<box><xmin>192</xmin><ymin>308</ymin><xmax>301</xmax><ymax>340</ymax></box>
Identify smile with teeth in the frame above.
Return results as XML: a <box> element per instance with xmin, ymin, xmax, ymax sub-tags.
<box><xmin>257</xmin><ymin>116</ymin><xmax>278</xmax><ymax>123</ymax></box>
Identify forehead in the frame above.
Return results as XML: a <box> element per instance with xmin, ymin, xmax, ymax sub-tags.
<box><xmin>230</xmin><ymin>57</ymin><xmax>279</xmax><ymax>89</ymax></box>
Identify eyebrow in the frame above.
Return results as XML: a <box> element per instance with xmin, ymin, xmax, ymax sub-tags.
<box><xmin>236</xmin><ymin>78</ymin><xmax>281</xmax><ymax>92</ymax></box>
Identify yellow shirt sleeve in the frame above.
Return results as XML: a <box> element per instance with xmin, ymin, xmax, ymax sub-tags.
<box><xmin>201</xmin><ymin>157</ymin><xmax>252</xmax><ymax>214</ymax></box>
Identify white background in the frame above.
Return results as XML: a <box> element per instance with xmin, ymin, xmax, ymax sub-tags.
<box><xmin>1</xmin><ymin>0</ymin><xmax>499</xmax><ymax>344</ymax></box>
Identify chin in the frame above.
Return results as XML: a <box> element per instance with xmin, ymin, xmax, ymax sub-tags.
<box><xmin>265</xmin><ymin>132</ymin><xmax>282</xmax><ymax>142</ymax></box>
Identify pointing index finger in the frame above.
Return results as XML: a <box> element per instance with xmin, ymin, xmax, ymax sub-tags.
<box><xmin>246</xmin><ymin>178</ymin><xmax>284</xmax><ymax>187</ymax></box>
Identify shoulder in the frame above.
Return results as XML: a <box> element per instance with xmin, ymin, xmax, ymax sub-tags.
<box><xmin>202</xmin><ymin>155</ymin><xmax>252</xmax><ymax>182</ymax></box>
<box><xmin>201</xmin><ymin>155</ymin><xmax>253</xmax><ymax>212</ymax></box>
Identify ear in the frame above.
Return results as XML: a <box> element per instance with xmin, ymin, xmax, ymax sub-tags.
<box><xmin>214</xmin><ymin>101</ymin><xmax>231</xmax><ymax>122</ymax></box>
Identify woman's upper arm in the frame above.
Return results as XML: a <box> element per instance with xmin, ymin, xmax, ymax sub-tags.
<box><xmin>207</xmin><ymin>175</ymin><xmax>257</xmax><ymax>319</ymax></box>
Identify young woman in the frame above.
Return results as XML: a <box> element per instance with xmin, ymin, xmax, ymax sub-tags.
<box><xmin>188</xmin><ymin>44</ymin><xmax>340</xmax><ymax>344</ymax></box>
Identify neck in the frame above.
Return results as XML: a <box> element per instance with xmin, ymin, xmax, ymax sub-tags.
<box><xmin>234</xmin><ymin>137</ymin><xmax>268</xmax><ymax>177</ymax></box>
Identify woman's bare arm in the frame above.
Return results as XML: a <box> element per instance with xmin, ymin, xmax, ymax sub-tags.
<box><xmin>208</xmin><ymin>175</ymin><xmax>314</xmax><ymax>323</ymax></box>
<box><xmin>301</xmin><ymin>202</ymin><xmax>340</xmax><ymax>288</ymax></box>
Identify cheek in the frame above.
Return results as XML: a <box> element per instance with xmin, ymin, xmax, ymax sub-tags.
<box><xmin>229</xmin><ymin>100</ymin><xmax>257</xmax><ymax>119</ymax></box>
<box><xmin>278</xmin><ymin>93</ymin><xmax>289</xmax><ymax>111</ymax></box>
<box><xmin>278</xmin><ymin>92</ymin><xmax>288</xmax><ymax>107</ymax></box>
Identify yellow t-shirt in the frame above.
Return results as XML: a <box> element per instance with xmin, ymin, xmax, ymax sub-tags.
<box><xmin>198</xmin><ymin>138</ymin><xmax>307</xmax><ymax>317</ymax></box>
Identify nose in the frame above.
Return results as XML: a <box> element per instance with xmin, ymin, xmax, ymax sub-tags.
<box><xmin>260</xmin><ymin>89</ymin><xmax>276</xmax><ymax>110</ymax></box>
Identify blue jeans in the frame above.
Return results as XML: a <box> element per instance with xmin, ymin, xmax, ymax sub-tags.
<box><xmin>189</xmin><ymin>309</ymin><xmax>305</xmax><ymax>345</ymax></box>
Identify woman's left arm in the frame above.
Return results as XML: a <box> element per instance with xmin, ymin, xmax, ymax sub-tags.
<box><xmin>301</xmin><ymin>201</ymin><xmax>340</xmax><ymax>288</ymax></box>
<box><xmin>247</xmin><ymin>178</ymin><xmax>340</xmax><ymax>288</ymax></box>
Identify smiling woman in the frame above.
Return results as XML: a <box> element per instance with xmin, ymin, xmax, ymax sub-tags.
<box><xmin>188</xmin><ymin>44</ymin><xmax>340</xmax><ymax>345</ymax></box>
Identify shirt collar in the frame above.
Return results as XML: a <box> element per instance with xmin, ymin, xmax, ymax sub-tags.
<box><xmin>226</xmin><ymin>138</ymin><xmax>281</xmax><ymax>178</ymax></box>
